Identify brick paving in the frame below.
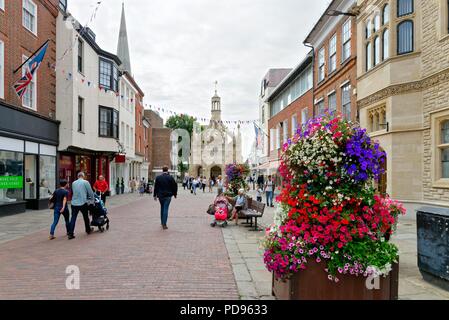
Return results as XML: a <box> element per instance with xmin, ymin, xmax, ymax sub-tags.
<box><xmin>0</xmin><ymin>189</ymin><xmax>239</xmax><ymax>300</ymax></box>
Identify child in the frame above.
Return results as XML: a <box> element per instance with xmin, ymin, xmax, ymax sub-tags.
<box><xmin>256</xmin><ymin>186</ymin><xmax>263</xmax><ymax>203</ymax></box>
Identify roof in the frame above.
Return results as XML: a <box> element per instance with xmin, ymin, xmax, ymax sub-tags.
<box><xmin>266</xmin><ymin>52</ymin><xmax>313</xmax><ymax>103</ymax></box>
<box><xmin>303</xmin><ymin>0</ymin><xmax>356</xmax><ymax>45</ymax></box>
<box><xmin>117</xmin><ymin>3</ymin><xmax>132</xmax><ymax>73</ymax></box>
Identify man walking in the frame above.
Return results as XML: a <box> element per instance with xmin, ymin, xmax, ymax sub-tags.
<box><xmin>154</xmin><ymin>166</ymin><xmax>178</xmax><ymax>230</ymax></box>
<box><xmin>264</xmin><ymin>175</ymin><xmax>275</xmax><ymax>208</ymax></box>
<box><xmin>68</xmin><ymin>172</ymin><xmax>94</xmax><ymax>239</ymax></box>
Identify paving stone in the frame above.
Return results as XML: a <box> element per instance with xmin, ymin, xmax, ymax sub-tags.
<box><xmin>236</xmin><ymin>281</ymin><xmax>258</xmax><ymax>297</ymax></box>
<box><xmin>232</xmin><ymin>264</ymin><xmax>252</xmax><ymax>282</ymax></box>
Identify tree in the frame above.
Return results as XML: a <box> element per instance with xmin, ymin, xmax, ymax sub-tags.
<box><xmin>177</xmin><ymin>161</ymin><xmax>189</xmax><ymax>177</ymax></box>
<box><xmin>165</xmin><ymin>114</ymin><xmax>196</xmax><ymax>137</ymax></box>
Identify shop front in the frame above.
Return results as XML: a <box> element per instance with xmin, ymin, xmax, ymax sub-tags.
<box><xmin>0</xmin><ymin>102</ymin><xmax>59</xmax><ymax>215</ymax></box>
<box><xmin>58</xmin><ymin>149</ymin><xmax>112</xmax><ymax>192</ymax></box>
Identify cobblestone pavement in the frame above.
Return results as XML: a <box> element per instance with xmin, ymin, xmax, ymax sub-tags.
<box><xmin>223</xmin><ymin>189</ymin><xmax>449</xmax><ymax>300</ymax></box>
<box><xmin>0</xmin><ymin>189</ymin><xmax>238</xmax><ymax>300</ymax></box>
<box><xmin>1</xmin><ymin>186</ymin><xmax>448</xmax><ymax>300</ymax></box>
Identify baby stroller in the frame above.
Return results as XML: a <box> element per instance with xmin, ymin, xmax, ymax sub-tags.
<box><xmin>90</xmin><ymin>193</ymin><xmax>110</xmax><ymax>232</ymax></box>
<box><xmin>208</xmin><ymin>196</ymin><xmax>233</xmax><ymax>228</ymax></box>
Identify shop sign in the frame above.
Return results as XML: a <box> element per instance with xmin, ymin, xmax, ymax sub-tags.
<box><xmin>0</xmin><ymin>176</ymin><xmax>23</xmax><ymax>189</ymax></box>
<box><xmin>115</xmin><ymin>155</ymin><xmax>126</xmax><ymax>163</ymax></box>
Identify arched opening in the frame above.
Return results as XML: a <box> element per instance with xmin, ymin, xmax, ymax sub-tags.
<box><xmin>210</xmin><ymin>166</ymin><xmax>222</xmax><ymax>180</ymax></box>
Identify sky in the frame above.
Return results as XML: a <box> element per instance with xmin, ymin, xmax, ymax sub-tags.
<box><xmin>68</xmin><ymin>0</ymin><xmax>330</xmax><ymax>160</ymax></box>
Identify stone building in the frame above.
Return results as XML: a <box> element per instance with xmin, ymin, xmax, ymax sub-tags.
<box><xmin>356</xmin><ymin>0</ymin><xmax>449</xmax><ymax>210</ymax></box>
<box><xmin>189</xmin><ymin>89</ymin><xmax>243</xmax><ymax>179</ymax></box>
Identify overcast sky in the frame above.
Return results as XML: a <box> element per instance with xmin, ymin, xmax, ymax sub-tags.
<box><xmin>68</xmin><ymin>0</ymin><xmax>329</xmax><ymax>159</ymax></box>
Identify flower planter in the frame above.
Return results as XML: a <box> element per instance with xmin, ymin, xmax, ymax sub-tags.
<box><xmin>272</xmin><ymin>260</ymin><xmax>399</xmax><ymax>300</ymax></box>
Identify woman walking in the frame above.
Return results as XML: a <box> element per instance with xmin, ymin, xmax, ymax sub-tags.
<box><xmin>216</xmin><ymin>175</ymin><xmax>224</xmax><ymax>196</ymax></box>
<box><xmin>49</xmin><ymin>180</ymin><xmax>71</xmax><ymax>240</ymax></box>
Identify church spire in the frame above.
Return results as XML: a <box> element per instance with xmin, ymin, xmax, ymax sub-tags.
<box><xmin>117</xmin><ymin>2</ymin><xmax>132</xmax><ymax>74</ymax></box>
<box><xmin>210</xmin><ymin>81</ymin><xmax>222</xmax><ymax>124</ymax></box>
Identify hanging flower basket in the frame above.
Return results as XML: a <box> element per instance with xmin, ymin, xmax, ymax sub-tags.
<box><xmin>263</xmin><ymin>114</ymin><xmax>405</xmax><ymax>300</ymax></box>
<box><xmin>224</xmin><ymin>163</ymin><xmax>250</xmax><ymax>197</ymax></box>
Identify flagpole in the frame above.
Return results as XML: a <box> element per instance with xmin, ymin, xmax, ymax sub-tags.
<box><xmin>13</xmin><ymin>39</ymin><xmax>50</xmax><ymax>74</ymax></box>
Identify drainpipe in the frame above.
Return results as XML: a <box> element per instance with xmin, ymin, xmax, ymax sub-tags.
<box><xmin>303</xmin><ymin>43</ymin><xmax>315</xmax><ymax>119</ymax></box>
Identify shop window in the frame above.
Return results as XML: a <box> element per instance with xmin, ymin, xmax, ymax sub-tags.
<box><xmin>0</xmin><ymin>151</ymin><xmax>24</xmax><ymax>205</ymax></box>
<box><xmin>397</xmin><ymin>20</ymin><xmax>414</xmax><ymax>55</ymax></box>
<box><xmin>24</xmin><ymin>155</ymin><xmax>37</xmax><ymax>200</ymax></box>
<box><xmin>39</xmin><ymin>155</ymin><xmax>56</xmax><ymax>199</ymax></box>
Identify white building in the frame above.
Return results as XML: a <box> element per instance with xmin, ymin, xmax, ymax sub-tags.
<box><xmin>56</xmin><ymin>11</ymin><xmax>122</xmax><ymax>190</ymax></box>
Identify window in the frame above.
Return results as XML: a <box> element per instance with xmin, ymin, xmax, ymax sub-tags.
<box><xmin>328</xmin><ymin>92</ymin><xmax>337</xmax><ymax>114</ymax></box>
<box><xmin>374</xmin><ymin>36</ymin><xmax>380</xmax><ymax>66</ymax></box>
<box><xmin>368</xmin><ymin>106</ymin><xmax>386</xmax><ymax>133</ymax></box>
<box><xmin>342</xmin><ymin>84</ymin><xmax>351</xmax><ymax>120</ymax></box>
<box><xmin>397</xmin><ymin>0</ymin><xmax>414</xmax><ymax>17</ymax></box>
<box><xmin>329</xmin><ymin>35</ymin><xmax>337</xmax><ymax>73</ymax></box>
<box><xmin>318</xmin><ymin>47</ymin><xmax>325</xmax><ymax>82</ymax></box>
<box><xmin>276</xmin><ymin>126</ymin><xmax>281</xmax><ymax>149</ymax></box>
<box><xmin>315</xmin><ymin>100</ymin><xmax>325</xmax><ymax>116</ymax></box>
<box><xmin>78</xmin><ymin>39</ymin><xmax>84</xmax><ymax>73</ymax></box>
<box><xmin>99</xmin><ymin>106</ymin><xmax>119</xmax><ymax>138</ymax></box>
<box><xmin>99</xmin><ymin>59</ymin><xmax>119</xmax><ymax>92</ymax></box>
<box><xmin>342</xmin><ymin>20</ymin><xmax>351</xmax><ymax>62</ymax></box>
<box><xmin>292</xmin><ymin>115</ymin><xmax>298</xmax><ymax>136</ymax></box>
<box><xmin>78</xmin><ymin>97</ymin><xmax>84</xmax><ymax>132</ymax></box>
<box><xmin>283</xmin><ymin>121</ymin><xmax>288</xmax><ymax>144</ymax></box>
<box><xmin>39</xmin><ymin>156</ymin><xmax>56</xmax><ymax>199</ymax></box>
<box><xmin>22</xmin><ymin>0</ymin><xmax>37</xmax><ymax>35</ymax></box>
<box><xmin>22</xmin><ymin>55</ymin><xmax>36</xmax><ymax>110</ymax></box>
<box><xmin>0</xmin><ymin>151</ymin><xmax>24</xmax><ymax>205</ymax></box>
<box><xmin>366</xmin><ymin>42</ymin><xmax>372</xmax><ymax>71</ymax></box>
<box><xmin>441</xmin><ymin>121</ymin><xmax>449</xmax><ymax>178</ymax></box>
<box><xmin>374</xmin><ymin>14</ymin><xmax>381</xmax><ymax>32</ymax></box>
<box><xmin>383</xmin><ymin>4</ymin><xmax>390</xmax><ymax>24</ymax></box>
<box><xmin>397</xmin><ymin>20</ymin><xmax>414</xmax><ymax>55</ymax></box>
<box><xmin>383</xmin><ymin>29</ymin><xmax>390</xmax><ymax>60</ymax></box>
<box><xmin>301</xmin><ymin>108</ymin><xmax>308</xmax><ymax>125</ymax></box>
<box><xmin>366</xmin><ymin>20</ymin><xmax>372</xmax><ymax>38</ymax></box>
<box><xmin>0</xmin><ymin>40</ymin><xmax>4</xmax><ymax>99</ymax></box>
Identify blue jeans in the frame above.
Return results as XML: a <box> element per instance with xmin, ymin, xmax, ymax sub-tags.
<box><xmin>159</xmin><ymin>197</ymin><xmax>172</xmax><ymax>226</ymax></box>
<box><xmin>50</xmin><ymin>207</ymin><xmax>70</xmax><ymax>236</ymax></box>
<box><xmin>266</xmin><ymin>191</ymin><xmax>274</xmax><ymax>207</ymax></box>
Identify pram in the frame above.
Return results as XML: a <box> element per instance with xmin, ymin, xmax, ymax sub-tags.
<box><xmin>208</xmin><ymin>196</ymin><xmax>233</xmax><ymax>228</ymax></box>
<box><xmin>90</xmin><ymin>193</ymin><xmax>110</xmax><ymax>232</ymax></box>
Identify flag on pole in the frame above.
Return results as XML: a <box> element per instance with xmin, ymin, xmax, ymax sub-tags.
<box><xmin>13</xmin><ymin>41</ymin><xmax>49</xmax><ymax>99</ymax></box>
<box><xmin>254</xmin><ymin>123</ymin><xmax>262</xmax><ymax>150</ymax></box>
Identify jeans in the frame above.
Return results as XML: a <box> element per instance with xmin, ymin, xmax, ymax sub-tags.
<box><xmin>50</xmin><ymin>207</ymin><xmax>70</xmax><ymax>236</ymax></box>
<box><xmin>266</xmin><ymin>191</ymin><xmax>274</xmax><ymax>207</ymax></box>
<box><xmin>159</xmin><ymin>197</ymin><xmax>172</xmax><ymax>226</ymax></box>
<box><xmin>69</xmin><ymin>204</ymin><xmax>91</xmax><ymax>235</ymax></box>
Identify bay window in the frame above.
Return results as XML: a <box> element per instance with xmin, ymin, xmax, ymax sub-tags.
<box><xmin>99</xmin><ymin>106</ymin><xmax>119</xmax><ymax>139</ymax></box>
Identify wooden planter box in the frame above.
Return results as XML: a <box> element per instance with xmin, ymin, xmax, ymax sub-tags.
<box><xmin>272</xmin><ymin>260</ymin><xmax>399</xmax><ymax>300</ymax></box>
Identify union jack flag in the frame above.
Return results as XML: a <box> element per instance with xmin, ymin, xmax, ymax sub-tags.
<box><xmin>13</xmin><ymin>69</ymin><xmax>33</xmax><ymax>99</ymax></box>
<box><xmin>13</xmin><ymin>41</ymin><xmax>49</xmax><ymax>99</ymax></box>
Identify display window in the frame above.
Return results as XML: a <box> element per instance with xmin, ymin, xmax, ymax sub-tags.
<box><xmin>0</xmin><ymin>151</ymin><xmax>24</xmax><ymax>205</ymax></box>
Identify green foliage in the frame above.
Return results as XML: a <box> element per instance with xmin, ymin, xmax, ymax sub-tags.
<box><xmin>165</xmin><ymin>114</ymin><xmax>196</xmax><ymax>137</ymax></box>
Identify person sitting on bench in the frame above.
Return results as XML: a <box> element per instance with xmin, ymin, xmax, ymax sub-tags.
<box><xmin>229</xmin><ymin>189</ymin><xmax>247</xmax><ymax>226</ymax></box>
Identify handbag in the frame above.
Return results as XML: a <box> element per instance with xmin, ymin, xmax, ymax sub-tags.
<box><xmin>48</xmin><ymin>192</ymin><xmax>56</xmax><ymax>210</ymax></box>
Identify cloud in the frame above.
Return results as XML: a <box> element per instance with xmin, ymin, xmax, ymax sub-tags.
<box><xmin>67</xmin><ymin>0</ymin><xmax>328</xmax><ymax>159</ymax></box>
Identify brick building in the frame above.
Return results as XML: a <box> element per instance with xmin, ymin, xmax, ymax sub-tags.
<box><xmin>265</xmin><ymin>54</ymin><xmax>314</xmax><ymax>176</ymax></box>
<box><xmin>0</xmin><ymin>0</ymin><xmax>60</xmax><ymax>214</ymax></box>
<box><xmin>304</xmin><ymin>0</ymin><xmax>358</xmax><ymax>122</ymax></box>
<box><xmin>143</xmin><ymin>109</ymin><xmax>174</xmax><ymax>180</ymax></box>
